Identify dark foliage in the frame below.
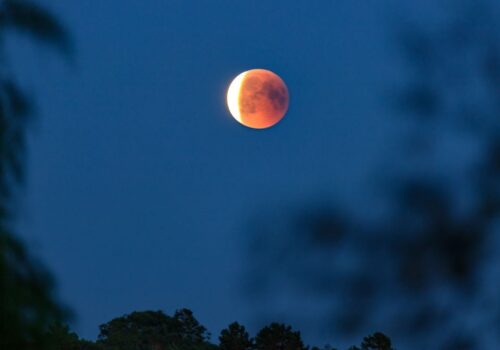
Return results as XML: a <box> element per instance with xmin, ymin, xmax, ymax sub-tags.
<box><xmin>0</xmin><ymin>0</ymin><xmax>72</xmax><ymax>54</ymax></box>
<box><xmin>219</xmin><ymin>322</ymin><xmax>253</xmax><ymax>350</ymax></box>
<box><xmin>360</xmin><ymin>333</ymin><xmax>393</xmax><ymax>350</ymax></box>
<box><xmin>254</xmin><ymin>323</ymin><xmax>306</xmax><ymax>350</ymax></box>
<box><xmin>97</xmin><ymin>309</ymin><xmax>212</xmax><ymax>350</ymax></box>
<box><xmin>0</xmin><ymin>1</ymin><xmax>71</xmax><ymax>349</ymax></box>
<box><xmin>0</xmin><ymin>232</ymin><xmax>68</xmax><ymax>350</ymax></box>
<box><xmin>174</xmin><ymin>308</ymin><xmax>210</xmax><ymax>345</ymax></box>
<box><xmin>97</xmin><ymin>310</ymin><xmax>180</xmax><ymax>350</ymax></box>
<box><xmin>47</xmin><ymin>323</ymin><xmax>99</xmax><ymax>350</ymax></box>
<box><xmin>49</xmin><ymin>310</ymin><xmax>395</xmax><ymax>350</ymax></box>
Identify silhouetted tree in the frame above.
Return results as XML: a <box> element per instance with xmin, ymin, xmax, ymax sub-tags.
<box><xmin>47</xmin><ymin>323</ymin><xmax>99</xmax><ymax>350</ymax></box>
<box><xmin>97</xmin><ymin>310</ymin><xmax>179</xmax><ymax>350</ymax></box>
<box><xmin>311</xmin><ymin>345</ymin><xmax>337</xmax><ymax>350</ymax></box>
<box><xmin>0</xmin><ymin>1</ymin><xmax>71</xmax><ymax>349</ymax></box>
<box><xmin>46</xmin><ymin>323</ymin><xmax>80</xmax><ymax>350</ymax></box>
<box><xmin>342</xmin><ymin>332</ymin><xmax>393</xmax><ymax>350</ymax></box>
<box><xmin>49</xmin><ymin>308</ymin><xmax>394</xmax><ymax>350</ymax></box>
<box><xmin>174</xmin><ymin>308</ymin><xmax>210</xmax><ymax>345</ymax></box>
<box><xmin>360</xmin><ymin>333</ymin><xmax>393</xmax><ymax>350</ymax></box>
<box><xmin>219</xmin><ymin>322</ymin><xmax>253</xmax><ymax>350</ymax></box>
<box><xmin>255</xmin><ymin>323</ymin><xmax>306</xmax><ymax>350</ymax></box>
<box><xmin>97</xmin><ymin>309</ymin><xmax>213</xmax><ymax>350</ymax></box>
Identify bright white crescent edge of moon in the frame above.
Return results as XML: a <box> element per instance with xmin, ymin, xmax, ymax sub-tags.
<box><xmin>227</xmin><ymin>71</ymin><xmax>247</xmax><ymax>124</ymax></box>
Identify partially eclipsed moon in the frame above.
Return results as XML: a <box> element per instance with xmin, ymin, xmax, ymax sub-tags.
<box><xmin>227</xmin><ymin>69</ymin><xmax>289</xmax><ymax>129</ymax></box>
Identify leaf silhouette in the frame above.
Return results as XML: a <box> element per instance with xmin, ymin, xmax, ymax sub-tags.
<box><xmin>0</xmin><ymin>0</ymin><xmax>71</xmax><ymax>55</ymax></box>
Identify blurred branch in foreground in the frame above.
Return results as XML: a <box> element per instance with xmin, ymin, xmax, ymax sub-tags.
<box><xmin>0</xmin><ymin>1</ymin><xmax>72</xmax><ymax>349</ymax></box>
<box><xmin>245</xmin><ymin>1</ymin><xmax>500</xmax><ymax>349</ymax></box>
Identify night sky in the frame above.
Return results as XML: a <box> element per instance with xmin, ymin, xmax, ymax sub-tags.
<box><xmin>9</xmin><ymin>0</ymin><xmax>455</xmax><ymax>342</ymax></box>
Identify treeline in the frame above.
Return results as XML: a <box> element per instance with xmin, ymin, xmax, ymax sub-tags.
<box><xmin>48</xmin><ymin>309</ymin><xmax>394</xmax><ymax>350</ymax></box>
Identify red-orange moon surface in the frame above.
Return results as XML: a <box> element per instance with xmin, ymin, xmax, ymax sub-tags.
<box><xmin>227</xmin><ymin>69</ymin><xmax>289</xmax><ymax>129</ymax></box>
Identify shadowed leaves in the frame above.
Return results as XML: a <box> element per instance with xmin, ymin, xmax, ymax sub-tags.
<box><xmin>0</xmin><ymin>1</ymin><xmax>72</xmax><ymax>349</ymax></box>
<box><xmin>219</xmin><ymin>322</ymin><xmax>253</xmax><ymax>350</ymax></box>
<box><xmin>0</xmin><ymin>0</ymin><xmax>72</xmax><ymax>55</ymax></box>
<box><xmin>0</xmin><ymin>232</ymin><xmax>69</xmax><ymax>350</ymax></box>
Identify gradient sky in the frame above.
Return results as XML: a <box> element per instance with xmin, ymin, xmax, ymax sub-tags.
<box><xmin>8</xmin><ymin>0</ymin><xmax>445</xmax><ymax>343</ymax></box>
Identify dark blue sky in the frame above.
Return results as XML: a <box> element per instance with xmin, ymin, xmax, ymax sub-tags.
<box><xmin>9</xmin><ymin>0</ymin><xmax>443</xmax><ymax>342</ymax></box>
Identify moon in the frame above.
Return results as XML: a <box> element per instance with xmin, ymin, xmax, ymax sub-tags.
<box><xmin>227</xmin><ymin>69</ymin><xmax>289</xmax><ymax>129</ymax></box>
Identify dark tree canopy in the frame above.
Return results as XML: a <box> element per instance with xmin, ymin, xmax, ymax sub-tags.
<box><xmin>219</xmin><ymin>322</ymin><xmax>253</xmax><ymax>350</ymax></box>
<box><xmin>47</xmin><ymin>323</ymin><xmax>99</xmax><ymax>350</ymax></box>
<box><xmin>360</xmin><ymin>333</ymin><xmax>393</xmax><ymax>350</ymax></box>
<box><xmin>174</xmin><ymin>308</ymin><xmax>210</xmax><ymax>345</ymax></box>
<box><xmin>254</xmin><ymin>323</ymin><xmax>307</xmax><ymax>350</ymax></box>
<box><xmin>97</xmin><ymin>309</ymin><xmax>212</xmax><ymax>350</ymax></box>
<box><xmin>33</xmin><ymin>308</ymin><xmax>396</xmax><ymax>350</ymax></box>
<box><xmin>97</xmin><ymin>310</ymin><xmax>180</xmax><ymax>350</ymax></box>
